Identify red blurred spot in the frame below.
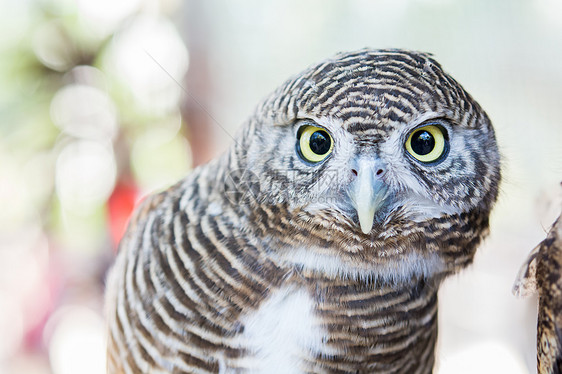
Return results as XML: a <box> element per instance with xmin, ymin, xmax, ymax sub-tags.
<box><xmin>107</xmin><ymin>179</ymin><xmax>139</xmax><ymax>251</ymax></box>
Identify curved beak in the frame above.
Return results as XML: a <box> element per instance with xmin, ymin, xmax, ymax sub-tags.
<box><xmin>348</xmin><ymin>161</ymin><xmax>389</xmax><ymax>234</ymax></box>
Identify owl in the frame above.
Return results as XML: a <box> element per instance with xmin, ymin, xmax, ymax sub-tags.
<box><xmin>105</xmin><ymin>49</ymin><xmax>501</xmax><ymax>373</ymax></box>
<box><xmin>514</xmin><ymin>208</ymin><xmax>562</xmax><ymax>374</ymax></box>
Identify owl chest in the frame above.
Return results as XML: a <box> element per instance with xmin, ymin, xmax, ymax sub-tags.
<box><xmin>224</xmin><ymin>282</ymin><xmax>436</xmax><ymax>374</ymax></box>
<box><xmin>234</xmin><ymin>287</ymin><xmax>329</xmax><ymax>373</ymax></box>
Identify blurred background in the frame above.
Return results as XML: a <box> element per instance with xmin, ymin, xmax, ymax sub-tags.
<box><xmin>0</xmin><ymin>0</ymin><xmax>561</xmax><ymax>373</ymax></box>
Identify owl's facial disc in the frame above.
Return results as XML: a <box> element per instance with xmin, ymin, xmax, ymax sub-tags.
<box><xmin>348</xmin><ymin>158</ymin><xmax>389</xmax><ymax>234</ymax></box>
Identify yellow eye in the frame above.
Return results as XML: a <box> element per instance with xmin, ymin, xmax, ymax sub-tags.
<box><xmin>405</xmin><ymin>124</ymin><xmax>447</xmax><ymax>163</ymax></box>
<box><xmin>297</xmin><ymin>125</ymin><xmax>334</xmax><ymax>163</ymax></box>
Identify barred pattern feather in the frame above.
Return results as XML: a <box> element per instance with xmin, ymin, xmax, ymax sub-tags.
<box><xmin>515</xmin><ymin>210</ymin><xmax>562</xmax><ymax>374</ymax></box>
<box><xmin>106</xmin><ymin>49</ymin><xmax>501</xmax><ymax>373</ymax></box>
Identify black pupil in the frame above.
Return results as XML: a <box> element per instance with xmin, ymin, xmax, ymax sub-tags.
<box><xmin>411</xmin><ymin>130</ymin><xmax>435</xmax><ymax>155</ymax></box>
<box><xmin>309</xmin><ymin>130</ymin><xmax>331</xmax><ymax>155</ymax></box>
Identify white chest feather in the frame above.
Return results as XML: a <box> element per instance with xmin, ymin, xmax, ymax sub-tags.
<box><xmin>235</xmin><ymin>287</ymin><xmax>325</xmax><ymax>374</ymax></box>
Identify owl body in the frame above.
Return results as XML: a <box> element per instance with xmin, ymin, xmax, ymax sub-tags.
<box><xmin>106</xmin><ymin>167</ymin><xmax>439</xmax><ymax>373</ymax></box>
<box><xmin>106</xmin><ymin>49</ymin><xmax>501</xmax><ymax>373</ymax></box>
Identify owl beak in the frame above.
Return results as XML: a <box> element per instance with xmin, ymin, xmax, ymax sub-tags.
<box><xmin>349</xmin><ymin>162</ymin><xmax>388</xmax><ymax>234</ymax></box>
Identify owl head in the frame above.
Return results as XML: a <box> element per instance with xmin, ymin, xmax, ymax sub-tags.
<box><xmin>227</xmin><ymin>49</ymin><xmax>501</xmax><ymax>282</ymax></box>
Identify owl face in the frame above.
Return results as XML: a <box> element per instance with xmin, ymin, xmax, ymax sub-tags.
<box><xmin>279</xmin><ymin>115</ymin><xmax>479</xmax><ymax>228</ymax></box>
<box><xmin>237</xmin><ymin>49</ymin><xmax>500</xmax><ymax>280</ymax></box>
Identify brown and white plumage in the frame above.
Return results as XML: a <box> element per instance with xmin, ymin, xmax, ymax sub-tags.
<box><xmin>105</xmin><ymin>49</ymin><xmax>501</xmax><ymax>373</ymax></box>
<box><xmin>515</xmin><ymin>208</ymin><xmax>562</xmax><ymax>374</ymax></box>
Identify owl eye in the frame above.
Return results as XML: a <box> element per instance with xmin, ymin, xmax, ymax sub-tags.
<box><xmin>405</xmin><ymin>124</ymin><xmax>448</xmax><ymax>163</ymax></box>
<box><xmin>297</xmin><ymin>124</ymin><xmax>334</xmax><ymax>163</ymax></box>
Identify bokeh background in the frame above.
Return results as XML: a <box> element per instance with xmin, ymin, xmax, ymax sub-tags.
<box><xmin>1</xmin><ymin>0</ymin><xmax>561</xmax><ymax>373</ymax></box>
